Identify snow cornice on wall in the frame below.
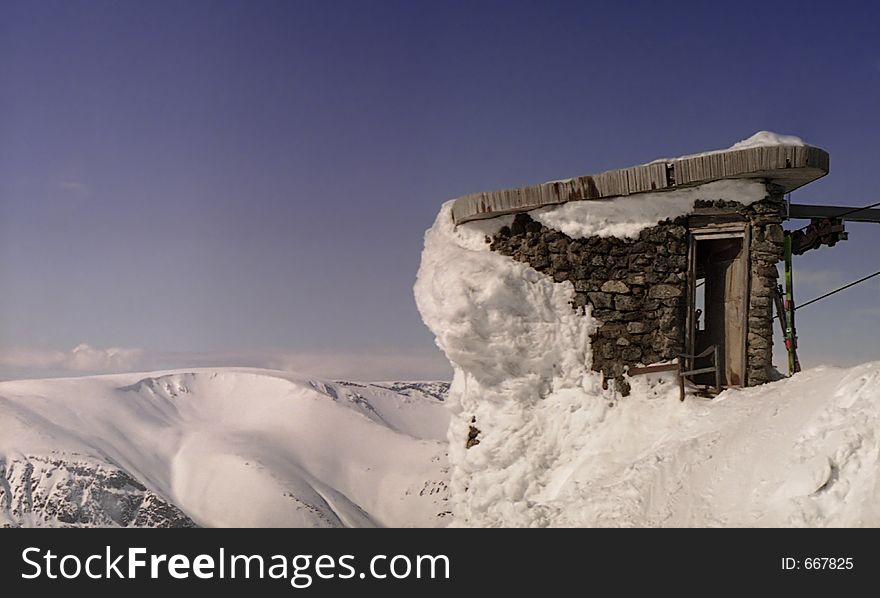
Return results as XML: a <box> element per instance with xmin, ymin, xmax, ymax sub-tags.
<box><xmin>451</xmin><ymin>141</ymin><xmax>829</xmax><ymax>225</ymax></box>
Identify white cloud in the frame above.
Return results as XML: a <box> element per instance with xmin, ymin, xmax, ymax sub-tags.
<box><xmin>0</xmin><ymin>344</ymin><xmax>143</xmax><ymax>375</ymax></box>
<box><xmin>0</xmin><ymin>348</ymin><xmax>67</xmax><ymax>370</ymax></box>
<box><xmin>0</xmin><ymin>345</ymin><xmax>452</xmax><ymax>382</ymax></box>
<box><xmin>66</xmin><ymin>343</ymin><xmax>143</xmax><ymax>371</ymax></box>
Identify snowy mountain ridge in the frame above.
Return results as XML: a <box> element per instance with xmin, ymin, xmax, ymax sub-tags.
<box><xmin>0</xmin><ymin>369</ymin><xmax>450</xmax><ymax>528</ymax></box>
<box><xmin>4</xmin><ymin>360</ymin><xmax>880</xmax><ymax>527</ymax></box>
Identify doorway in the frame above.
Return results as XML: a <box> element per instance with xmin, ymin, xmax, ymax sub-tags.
<box><xmin>687</xmin><ymin>227</ymin><xmax>749</xmax><ymax>387</ymax></box>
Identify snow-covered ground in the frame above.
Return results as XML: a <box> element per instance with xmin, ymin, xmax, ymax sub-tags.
<box><xmin>0</xmin><ymin>369</ymin><xmax>450</xmax><ymax>528</ymax></box>
<box><xmin>517</xmin><ymin>363</ymin><xmax>880</xmax><ymax>527</ymax></box>
<box><xmin>3</xmin><ymin>362</ymin><xmax>878</xmax><ymax>527</ymax></box>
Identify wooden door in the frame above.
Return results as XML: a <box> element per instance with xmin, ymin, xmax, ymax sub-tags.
<box><xmin>689</xmin><ymin>226</ymin><xmax>749</xmax><ymax>387</ymax></box>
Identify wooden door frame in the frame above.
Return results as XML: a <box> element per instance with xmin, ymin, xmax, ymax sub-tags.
<box><xmin>686</xmin><ymin>223</ymin><xmax>750</xmax><ymax>387</ymax></box>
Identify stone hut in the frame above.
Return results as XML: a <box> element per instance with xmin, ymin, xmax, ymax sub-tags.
<box><xmin>450</xmin><ymin>141</ymin><xmax>830</xmax><ymax>393</ymax></box>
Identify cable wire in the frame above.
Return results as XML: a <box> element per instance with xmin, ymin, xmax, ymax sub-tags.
<box><xmin>796</xmin><ymin>269</ymin><xmax>880</xmax><ymax>311</ymax></box>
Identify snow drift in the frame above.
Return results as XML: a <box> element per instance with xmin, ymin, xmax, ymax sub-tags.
<box><xmin>0</xmin><ymin>369</ymin><xmax>449</xmax><ymax>528</ymax></box>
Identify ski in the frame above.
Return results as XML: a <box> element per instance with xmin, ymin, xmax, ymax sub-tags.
<box><xmin>783</xmin><ymin>233</ymin><xmax>802</xmax><ymax>375</ymax></box>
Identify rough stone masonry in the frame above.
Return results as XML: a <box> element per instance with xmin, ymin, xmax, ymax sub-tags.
<box><xmin>488</xmin><ymin>186</ymin><xmax>786</xmax><ymax>394</ymax></box>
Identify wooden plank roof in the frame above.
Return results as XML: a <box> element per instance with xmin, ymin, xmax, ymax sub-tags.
<box><xmin>451</xmin><ymin>144</ymin><xmax>829</xmax><ymax>225</ymax></box>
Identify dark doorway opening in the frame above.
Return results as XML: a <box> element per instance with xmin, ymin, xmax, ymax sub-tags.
<box><xmin>689</xmin><ymin>231</ymin><xmax>748</xmax><ymax>387</ymax></box>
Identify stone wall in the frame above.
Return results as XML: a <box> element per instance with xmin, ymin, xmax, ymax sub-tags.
<box><xmin>488</xmin><ymin>190</ymin><xmax>786</xmax><ymax>394</ymax></box>
<box><xmin>743</xmin><ymin>195</ymin><xmax>786</xmax><ymax>385</ymax></box>
<box><xmin>490</xmin><ymin>214</ymin><xmax>690</xmax><ymax>394</ymax></box>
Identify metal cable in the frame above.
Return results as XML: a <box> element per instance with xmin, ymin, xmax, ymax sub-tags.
<box><xmin>796</xmin><ymin>269</ymin><xmax>880</xmax><ymax>311</ymax></box>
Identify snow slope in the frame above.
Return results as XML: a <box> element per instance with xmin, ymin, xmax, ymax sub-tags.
<box><xmin>3</xmin><ymin>361</ymin><xmax>880</xmax><ymax>528</ymax></box>
<box><xmin>542</xmin><ymin>364</ymin><xmax>880</xmax><ymax>527</ymax></box>
<box><xmin>0</xmin><ymin>369</ymin><xmax>450</xmax><ymax>528</ymax></box>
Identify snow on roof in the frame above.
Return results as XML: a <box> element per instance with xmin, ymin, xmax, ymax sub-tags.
<box><xmin>450</xmin><ymin>131</ymin><xmax>829</xmax><ymax>225</ymax></box>
<box><xmin>650</xmin><ymin>130</ymin><xmax>807</xmax><ymax>163</ymax></box>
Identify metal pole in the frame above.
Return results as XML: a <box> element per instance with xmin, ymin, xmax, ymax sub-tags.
<box><xmin>714</xmin><ymin>344</ymin><xmax>721</xmax><ymax>393</ymax></box>
<box><xmin>783</xmin><ymin>234</ymin><xmax>802</xmax><ymax>375</ymax></box>
<box><xmin>678</xmin><ymin>360</ymin><xmax>685</xmax><ymax>402</ymax></box>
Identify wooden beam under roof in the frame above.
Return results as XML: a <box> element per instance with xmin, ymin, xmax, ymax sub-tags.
<box><xmin>788</xmin><ymin>204</ymin><xmax>880</xmax><ymax>223</ymax></box>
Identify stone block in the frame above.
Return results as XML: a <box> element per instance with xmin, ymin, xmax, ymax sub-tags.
<box><xmin>648</xmin><ymin>284</ymin><xmax>683</xmax><ymax>299</ymax></box>
<box><xmin>587</xmin><ymin>292</ymin><xmax>614</xmax><ymax>309</ymax></box>
<box><xmin>601</xmin><ymin>280</ymin><xmax>629</xmax><ymax>293</ymax></box>
<box><xmin>614</xmin><ymin>295</ymin><xmax>641</xmax><ymax>311</ymax></box>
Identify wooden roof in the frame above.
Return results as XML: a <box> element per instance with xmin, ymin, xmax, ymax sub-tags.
<box><xmin>451</xmin><ymin>144</ymin><xmax>829</xmax><ymax>225</ymax></box>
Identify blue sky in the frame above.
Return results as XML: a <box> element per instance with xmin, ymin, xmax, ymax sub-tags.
<box><xmin>0</xmin><ymin>0</ymin><xmax>878</xmax><ymax>380</ymax></box>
